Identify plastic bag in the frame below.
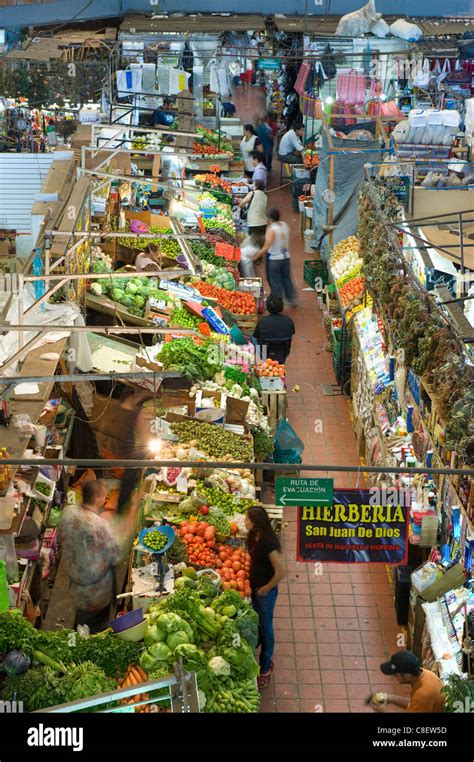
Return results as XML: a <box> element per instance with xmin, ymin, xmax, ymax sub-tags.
<box><xmin>273</xmin><ymin>419</ymin><xmax>304</xmax><ymax>464</ymax></box>
<box><xmin>370</xmin><ymin>18</ymin><xmax>390</xmax><ymax>38</ymax></box>
<box><xmin>336</xmin><ymin>0</ymin><xmax>381</xmax><ymax>37</ymax></box>
<box><xmin>389</xmin><ymin>19</ymin><xmax>422</xmax><ymax>42</ymax></box>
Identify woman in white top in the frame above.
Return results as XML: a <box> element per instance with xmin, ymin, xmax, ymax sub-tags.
<box><xmin>240</xmin><ymin>124</ymin><xmax>261</xmax><ymax>177</ymax></box>
<box><xmin>238</xmin><ymin>179</ymin><xmax>267</xmax><ymax>244</ymax></box>
<box><xmin>253</xmin><ymin>208</ymin><xmax>298</xmax><ymax>307</ymax></box>
<box><xmin>135</xmin><ymin>244</ymin><xmax>161</xmax><ymax>272</ymax></box>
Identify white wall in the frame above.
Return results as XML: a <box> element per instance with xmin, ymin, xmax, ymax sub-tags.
<box><xmin>0</xmin><ymin>152</ymin><xmax>73</xmax><ymax>259</ymax></box>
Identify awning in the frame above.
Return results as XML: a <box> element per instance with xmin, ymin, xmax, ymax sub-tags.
<box><xmin>119</xmin><ymin>13</ymin><xmax>267</xmax><ymax>35</ymax></box>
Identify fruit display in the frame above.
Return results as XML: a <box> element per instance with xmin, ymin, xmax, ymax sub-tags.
<box><xmin>170</xmin><ymin>307</ymin><xmax>200</xmax><ymax>329</ymax></box>
<box><xmin>194</xmin><ymin>282</ymin><xmax>256</xmax><ymax>315</ymax></box>
<box><xmin>256</xmin><ymin>358</ymin><xmax>285</xmax><ymax>378</ymax></box>
<box><xmin>169</xmin><ymin>420</ymin><xmax>254</xmax><ymax>462</ymax></box>
<box><xmin>196</xmin><ymin>482</ymin><xmax>258</xmax><ymax>515</ymax></box>
<box><xmin>303</xmin><ymin>150</ymin><xmax>319</xmax><ymax>168</ymax></box>
<box><xmin>213</xmin><ymin>544</ymin><xmax>251</xmax><ymax>596</ymax></box>
<box><xmin>177</xmin><ymin>522</ymin><xmax>218</xmax><ymax>567</ymax></box>
<box><xmin>330</xmin><ymin>236</ymin><xmax>360</xmax><ymax>267</ymax></box>
<box><xmin>142</xmin><ymin>530</ymin><xmax>168</xmax><ymax>552</ymax></box>
<box><xmin>193</xmin><ymin>142</ymin><xmax>223</xmax><ymax>156</ymax></box>
<box><xmin>195</xmin><ymin>126</ymin><xmax>233</xmax><ymax>155</ymax></box>
<box><xmin>194</xmin><ymin>174</ymin><xmax>232</xmax><ymax>194</ymax></box>
<box><xmin>339</xmin><ymin>276</ymin><xmax>365</xmax><ymax>308</ymax></box>
<box><xmin>117</xmin><ymin>222</ymin><xmax>180</xmax><ymax>258</ymax></box>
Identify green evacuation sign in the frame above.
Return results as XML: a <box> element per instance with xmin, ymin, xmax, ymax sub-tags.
<box><xmin>258</xmin><ymin>58</ymin><xmax>281</xmax><ymax>71</ymax></box>
<box><xmin>276</xmin><ymin>478</ymin><xmax>334</xmax><ymax>507</ymax></box>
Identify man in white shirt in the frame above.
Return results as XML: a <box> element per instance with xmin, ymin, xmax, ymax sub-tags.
<box><xmin>278</xmin><ymin>124</ymin><xmax>305</xmax><ymax>165</ymax></box>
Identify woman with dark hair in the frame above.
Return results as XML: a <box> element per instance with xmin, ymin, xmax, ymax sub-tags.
<box><xmin>245</xmin><ymin>506</ymin><xmax>285</xmax><ymax>688</ymax></box>
<box><xmin>253</xmin><ymin>208</ymin><xmax>299</xmax><ymax>307</ymax></box>
<box><xmin>240</xmin><ymin>124</ymin><xmax>261</xmax><ymax>177</ymax></box>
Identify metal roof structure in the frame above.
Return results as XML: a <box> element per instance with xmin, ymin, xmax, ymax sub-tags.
<box><xmin>119</xmin><ymin>13</ymin><xmax>268</xmax><ymax>35</ymax></box>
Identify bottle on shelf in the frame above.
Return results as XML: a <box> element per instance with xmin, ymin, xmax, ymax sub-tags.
<box><xmin>1</xmin><ymin>448</ymin><xmax>11</xmax><ymax>483</ymax></box>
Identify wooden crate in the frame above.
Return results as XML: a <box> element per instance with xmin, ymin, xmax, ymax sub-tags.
<box><xmin>262</xmin><ymin>505</ymin><xmax>284</xmax><ymax>537</ymax></box>
<box><xmin>233</xmin><ymin>313</ymin><xmax>258</xmax><ymax>333</ymax></box>
<box><xmin>261</xmin><ymin>389</ymin><xmax>287</xmax><ymax>433</ymax></box>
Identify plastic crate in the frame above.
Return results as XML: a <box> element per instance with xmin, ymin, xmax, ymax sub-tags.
<box><xmin>331</xmin><ymin>324</ymin><xmax>351</xmax><ymax>365</ymax></box>
<box><xmin>303</xmin><ymin>259</ymin><xmax>327</xmax><ymax>288</ymax></box>
<box><xmin>394</xmin><ymin>566</ymin><xmax>415</xmax><ymax>626</ymax></box>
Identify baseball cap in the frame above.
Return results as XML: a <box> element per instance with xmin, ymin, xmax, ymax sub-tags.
<box><xmin>380</xmin><ymin>651</ymin><xmax>420</xmax><ymax>676</ymax></box>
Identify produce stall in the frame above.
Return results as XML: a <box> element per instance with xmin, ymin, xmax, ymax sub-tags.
<box><xmin>318</xmin><ymin>174</ymin><xmax>473</xmax><ymax>659</ymax></box>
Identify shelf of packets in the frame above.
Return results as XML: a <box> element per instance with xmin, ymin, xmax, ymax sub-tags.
<box><xmin>352</xmin><ymin>308</ymin><xmax>391</xmax><ymax>394</ymax></box>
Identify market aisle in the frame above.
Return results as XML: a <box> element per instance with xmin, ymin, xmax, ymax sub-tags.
<box><xmin>233</xmin><ymin>87</ymin><xmax>406</xmax><ymax>713</ymax></box>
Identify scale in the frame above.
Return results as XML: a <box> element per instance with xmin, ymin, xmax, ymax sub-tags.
<box><xmin>138</xmin><ymin>524</ymin><xmax>176</xmax><ymax>594</ymax></box>
<box><xmin>321</xmin><ymin>188</ymin><xmax>336</xmax><ymax>233</ymax></box>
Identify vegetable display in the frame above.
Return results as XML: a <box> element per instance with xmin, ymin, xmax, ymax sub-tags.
<box><xmin>196</xmin><ymin>482</ymin><xmax>258</xmax><ymax>515</ymax></box>
<box><xmin>170</xmin><ymin>420</ymin><xmax>254</xmax><ymax>461</ymax></box>
<box><xmin>252</xmin><ymin>429</ymin><xmax>275</xmax><ymax>461</ymax></box>
<box><xmin>156</xmin><ymin>338</ymin><xmax>222</xmax><ymax>382</ymax></box>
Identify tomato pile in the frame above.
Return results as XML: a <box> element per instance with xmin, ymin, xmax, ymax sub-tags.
<box><xmin>194</xmin><ymin>282</ymin><xmax>256</xmax><ymax>315</ymax></box>
<box><xmin>339</xmin><ymin>276</ymin><xmax>365</xmax><ymax>308</ymax></box>
<box><xmin>193</xmin><ymin>143</ymin><xmax>222</xmax><ymax>156</ymax></box>
<box><xmin>177</xmin><ymin>521</ymin><xmax>217</xmax><ymax>567</ymax></box>
<box><xmin>303</xmin><ymin>153</ymin><xmax>319</xmax><ymax>168</ymax></box>
<box><xmin>195</xmin><ymin>174</ymin><xmax>232</xmax><ymax>193</ymax></box>
<box><xmin>214</xmin><ymin>544</ymin><xmax>252</xmax><ymax>597</ymax></box>
<box><xmin>256</xmin><ymin>358</ymin><xmax>285</xmax><ymax>377</ymax></box>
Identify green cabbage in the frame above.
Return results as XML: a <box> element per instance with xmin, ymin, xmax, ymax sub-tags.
<box><xmin>144</xmin><ymin>624</ymin><xmax>166</xmax><ymax>647</ymax></box>
<box><xmin>148</xmin><ymin>642</ymin><xmax>172</xmax><ymax>662</ymax></box>
<box><xmin>166</xmin><ymin>631</ymin><xmax>191</xmax><ymax>652</ymax></box>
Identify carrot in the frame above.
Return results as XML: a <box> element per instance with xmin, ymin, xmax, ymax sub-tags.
<box><xmin>131</xmin><ymin>666</ymin><xmax>144</xmax><ymax>684</ymax></box>
<box><xmin>136</xmin><ymin>666</ymin><xmax>148</xmax><ymax>682</ymax></box>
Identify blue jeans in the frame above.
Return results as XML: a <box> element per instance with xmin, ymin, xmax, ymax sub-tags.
<box><xmin>267</xmin><ymin>258</ymin><xmax>297</xmax><ymax>303</ymax></box>
<box><xmin>252</xmin><ymin>586</ymin><xmax>278</xmax><ymax>673</ymax></box>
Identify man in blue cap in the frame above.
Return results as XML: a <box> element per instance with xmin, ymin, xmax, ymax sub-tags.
<box><xmin>370</xmin><ymin>650</ymin><xmax>445</xmax><ymax>713</ymax></box>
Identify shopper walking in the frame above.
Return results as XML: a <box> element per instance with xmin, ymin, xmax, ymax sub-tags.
<box><xmin>278</xmin><ymin>123</ymin><xmax>305</xmax><ymax>164</ymax></box>
<box><xmin>240</xmin><ymin>124</ymin><xmax>261</xmax><ymax>178</ymax></box>
<box><xmin>58</xmin><ymin>479</ymin><xmax>139</xmax><ymax>633</ymax></box>
<box><xmin>253</xmin><ymin>208</ymin><xmax>299</xmax><ymax>307</ymax></box>
<box><xmin>238</xmin><ymin>178</ymin><xmax>267</xmax><ymax>243</ymax></box>
<box><xmin>250</xmin><ymin>151</ymin><xmax>268</xmax><ymax>189</ymax></box>
<box><xmin>371</xmin><ymin>651</ymin><xmax>445</xmax><ymax>713</ymax></box>
<box><xmin>245</xmin><ymin>506</ymin><xmax>284</xmax><ymax>688</ymax></box>
<box><xmin>255</xmin><ymin>115</ymin><xmax>274</xmax><ymax>172</ymax></box>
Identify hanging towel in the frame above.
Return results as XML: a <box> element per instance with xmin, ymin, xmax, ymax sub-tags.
<box><xmin>116</xmin><ymin>69</ymin><xmax>142</xmax><ymax>95</ymax></box>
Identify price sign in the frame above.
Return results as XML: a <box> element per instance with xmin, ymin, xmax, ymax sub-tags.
<box><xmin>197</xmin><ymin>215</ymin><xmax>206</xmax><ymax>234</ymax></box>
<box><xmin>214</xmin><ymin>241</ymin><xmax>235</xmax><ymax>260</ymax></box>
<box><xmin>210</xmin><ymin>165</ymin><xmax>220</xmax><ymax>174</ymax></box>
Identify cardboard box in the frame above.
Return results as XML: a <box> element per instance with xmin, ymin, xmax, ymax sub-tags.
<box><xmin>123</xmin><ymin>209</ymin><xmax>171</xmax><ymax>229</ymax></box>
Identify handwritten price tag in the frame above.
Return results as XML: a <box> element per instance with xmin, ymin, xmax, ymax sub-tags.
<box><xmin>197</xmin><ymin>215</ymin><xmax>206</xmax><ymax>234</ymax></box>
<box><xmin>214</xmin><ymin>242</ymin><xmax>234</xmax><ymax>260</ymax></box>
<box><xmin>210</xmin><ymin>165</ymin><xmax>220</xmax><ymax>173</ymax></box>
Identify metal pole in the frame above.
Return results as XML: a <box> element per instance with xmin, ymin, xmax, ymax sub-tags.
<box><xmin>0</xmin><ymin>371</ymin><xmax>184</xmax><ymax>386</ymax></box>
<box><xmin>2</xmin><ymin>457</ymin><xmax>472</xmax><ymax>477</ymax></box>
<box><xmin>0</xmin><ymin>325</ymin><xmax>195</xmax><ymax>335</ymax></box>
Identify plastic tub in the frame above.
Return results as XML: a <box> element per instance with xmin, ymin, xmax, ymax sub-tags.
<box><xmin>130</xmin><ymin>219</ymin><xmax>150</xmax><ymax>235</ymax></box>
<box><xmin>116</xmin><ymin>620</ymin><xmax>147</xmax><ymax>642</ymax></box>
<box><xmin>110</xmin><ymin>608</ymin><xmax>144</xmax><ymax>633</ymax></box>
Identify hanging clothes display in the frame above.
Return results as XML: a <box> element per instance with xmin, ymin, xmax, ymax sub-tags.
<box><xmin>336</xmin><ymin>69</ymin><xmax>367</xmax><ymax>105</ymax></box>
<box><xmin>294</xmin><ymin>62</ymin><xmax>312</xmax><ymax>95</ymax></box>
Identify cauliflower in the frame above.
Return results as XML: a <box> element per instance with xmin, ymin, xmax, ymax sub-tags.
<box><xmin>208</xmin><ymin>656</ymin><xmax>231</xmax><ymax>676</ymax></box>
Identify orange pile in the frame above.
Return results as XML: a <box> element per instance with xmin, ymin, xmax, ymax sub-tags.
<box><xmin>193</xmin><ymin>142</ymin><xmax>221</xmax><ymax>155</ymax></box>
<box><xmin>195</xmin><ymin>174</ymin><xmax>232</xmax><ymax>193</ymax></box>
<box><xmin>256</xmin><ymin>358</ymin><xmax>285</xmax><ymax>377</ymax></box>
<box><xmin>339</xmin><ymin>276</ymin><xmax>365</xmax><ymax>308</ymax></box>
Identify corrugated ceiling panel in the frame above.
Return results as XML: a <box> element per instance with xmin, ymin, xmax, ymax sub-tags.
<box><xmin>0</xmin><ymin>155</ymin><xmax>56</xmax><ymax>232</ymax></box>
